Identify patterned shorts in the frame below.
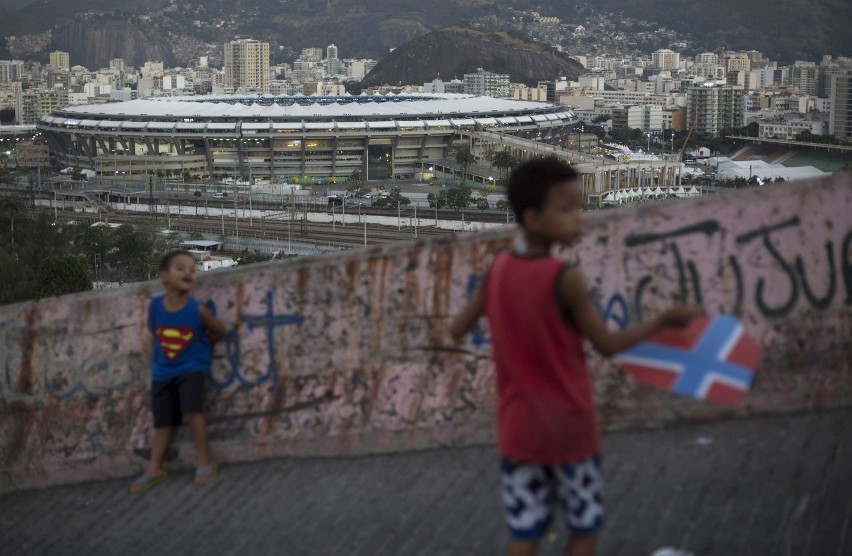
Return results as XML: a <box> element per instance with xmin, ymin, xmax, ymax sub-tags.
<box><xmin>501</xmin><ymin>454</ymin><xmax>604</xmax><ymax>540</ymax></box>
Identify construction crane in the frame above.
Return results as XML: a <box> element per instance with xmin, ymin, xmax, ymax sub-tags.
<box><xmin>678</xmin><ymin>108</ymin><xmax>704</xmax><ymax>161</ymax></box>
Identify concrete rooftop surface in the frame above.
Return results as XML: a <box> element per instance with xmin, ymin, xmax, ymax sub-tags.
<box><xmin>2</xmin><ymin>408</ymin><xmax>850</xmax><ymax>556</ymax></box>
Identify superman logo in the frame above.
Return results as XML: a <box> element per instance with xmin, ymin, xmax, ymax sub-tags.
<box><xmin>155</xmin><ymin>326</ymin><xmax>195</xmax><ymax>360</ymax></box>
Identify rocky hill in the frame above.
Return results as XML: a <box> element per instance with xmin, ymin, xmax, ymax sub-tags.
<box><xmin>363</xmin><ymin>26</ymin><xmax>584</xmax><ymax>86</ymax></box>
<box><xmin>0</xmin><ymin>0</ymin><xmax>848</xmax><ymax>68</ymax></box>
<box><xmin>50</xmin><ymin>14</ymin><xmax>177</xmax><ymax>69</ymax></box>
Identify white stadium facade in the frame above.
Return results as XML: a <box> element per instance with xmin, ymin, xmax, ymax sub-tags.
<box><xmin>37</xmin><ymin>94</ymin><xmax>577</xmax><ymax>182</ymax></box>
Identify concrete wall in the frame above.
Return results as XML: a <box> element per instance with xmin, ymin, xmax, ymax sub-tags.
<box><xmin>1</xmin><ymin>174</ymin><xmax>850</xmax><ymax>493</ymax></box>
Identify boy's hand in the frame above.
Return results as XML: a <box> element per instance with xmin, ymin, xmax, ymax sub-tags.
<box><xmin>660</xmin><ymin>306</ymin><xmax>704</xmax><ymax>328</ymax></box>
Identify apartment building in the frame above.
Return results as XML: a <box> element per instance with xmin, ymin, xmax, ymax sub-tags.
<box><xmin>49</xmin><ymin>51</ymin><xmax>70</xmax><ymax>72</ymax></box>
<box><xmin>15</xmin><ymin>89</ymin><xmax>68</xmax><ymax>124</ymax></box>
<box><xmin>463</xmin><ymin>68</ymin><xmax>510</xmax><ymax>98</ymax></box>
<box><xmin>828</xmin><ymin>70</ymin><xmax>852</xmax><ymax>140</ymax></box>
<box><xmin>611</xmin><ymin>104</ymin><xmax>662</xmax><ymax>132</ymax></box>
<box><xmin>224</xmin><ymin>39</ymin><xmax>270</xmax><ymax>93</ymax></box>
<box><xmin>686</xmin><ymin>83</ymin><xmax>745</xmax><ymax>135</ymax></box>
<box><xmin>0</xmin><ymin>60</ymin><xmax>25</xmax><ymax>83</ymax></box>
<box><xmin>652</xmin><ymin>49</ymin><xmax>681</xmax><ymax>70</ymax></box>
<box><xmin>789</xmin><ymin>61</ymin><xmax>818</xmax><ymax>96</ymax></box>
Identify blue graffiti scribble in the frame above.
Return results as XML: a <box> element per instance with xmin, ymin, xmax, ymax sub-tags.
<box><xmin>209</xmin><ymin>290</ymin><xmax>305</xmax><ymax>389</ymax></box>
<box><xmin>466</xmin><ymin>274</ymin><xmax>491</xmax><ymax>347</ymax></box>
<box><xmin>596</xmin><ymin>293</ymin><xmax>629</xmax><ymax>330</ymax></box>
<box><xmin>47</xmin><ymin>355</ymin><xmax>140</xmax><ymax>399</ymax></box>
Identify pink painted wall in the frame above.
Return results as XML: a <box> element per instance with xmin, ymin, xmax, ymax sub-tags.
<box><xmin>1</xmin><ymin>175</ymin><xmax>850</xmax><ymax>492</ymax></box>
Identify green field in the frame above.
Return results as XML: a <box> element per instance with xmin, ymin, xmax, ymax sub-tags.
<box><xmin>782</xmin><ymin>151</ymin><xmax>852</xmax><ymax>172</ymax></box>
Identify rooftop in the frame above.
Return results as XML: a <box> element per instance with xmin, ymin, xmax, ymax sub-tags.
<box><xmin>49</xmin><ymin>94</ymin><xmax>566</xmax><ymax>121</ymax></box>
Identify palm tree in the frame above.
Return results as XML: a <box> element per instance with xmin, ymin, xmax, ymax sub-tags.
<box><xmin>0</xmin><ymin>195</ymin><xmax>26</xmax><ymax>244</ymax></box>
<box><xmin>490</xmin><ymin>149</ymin><xmax>517</xmax><ymax>182</ymax></box>
<box><xmin>455</xmin><ymin>144</ymin><xmax>475</xmax><ymax>181</ymax></box>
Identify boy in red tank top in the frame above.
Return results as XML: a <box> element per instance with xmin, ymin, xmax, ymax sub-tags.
<box><xmin>450</xmin><ymin>157</ymin><xmax>699</xmax><ymax>556</ymax></box>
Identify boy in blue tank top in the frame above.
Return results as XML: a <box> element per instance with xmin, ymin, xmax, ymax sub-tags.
<box><xmin>131</xmin><ymin>250</ymin><xmax>227</xmax><ymax>494</ymax></box>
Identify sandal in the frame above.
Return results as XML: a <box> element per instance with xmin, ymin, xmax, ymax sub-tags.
<box><xmin>194</xmin><ymin>464</ymin><xmax>218</xmax><ymax>486</ymax></box>
<box><xmin>130</xmin><ymin>472</ymin><xmax>169</xmax><ymax>494</ymax></box>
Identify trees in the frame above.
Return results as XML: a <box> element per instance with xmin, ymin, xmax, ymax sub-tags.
<box><xmin>427</xmin><ymin>190</ymin><xmax>448</xmax><ymax>209</ymax></box>
<box><xmin>236</xmin><ymin>250</ymin><xmax>273</xmax><ymax>265</ymax></box>
<box><xmin>446</xmin><ymin>186</ymin><xmax>472</xmax><ymax>211</ymax></box>
<box><xmin>374</xmin><ymin>187</ymin><xmax>410</xmax><ymax>208</ymax></box>
<box><xmin>0</xmin><ymin>107</ymin><xmax>15</xmax><ymax>124</ymax></box>
<box><xmin>490</xmin><ymin>149</ymin><xmax>517</xmax><ymax>182</ymax></box>
<box><xmin>0</xmin><ymin>195</ymin><xmax>25</xmax><ymax>244</ymax></box>
<box><xmin>108</xmin><ymin>223</ymin><xmax>164</xmax><ymax>282</ymax></box>
<box><xmin>587</xmin><ymin>125</ymin><xmax>606</xmax><ymax>140</ymax></box>
<box><xmin>455</xmin><ymin>144</ymin><xmax>475</xmax><ymax>180</ymax></box>
<box><xmin>0</xmin><ymin>212</ymin><xmax>174</xmax><ymax>305</ymax></box>
<box><xmin>475</xmin><ymin>192</ymin><xmax>490</xmax><ymax>212</ymax></box>
<box><xmin>348</xmin><ymin>169</ymin><xmax>364</xmax><ymax>189</ymax></box>
<box><xmin>33</xmin><ymin>255</ymin><xmax>92</xmax><ymax>298</ymax></box>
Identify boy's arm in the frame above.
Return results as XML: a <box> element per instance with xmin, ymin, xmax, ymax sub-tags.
<box><xmin>449</xmin><ymin>285</ymin><xmax>485</xmax><ymax>343</ymax></box>
<box><xmin>199</xmin><ymin>304</ymin><xmax>228</xmax><ymax>344</ymax></box>
<box><xmin>559</xmin><ymin>266</ymin><xmax>700</xmax><ymax>357</ymax></box>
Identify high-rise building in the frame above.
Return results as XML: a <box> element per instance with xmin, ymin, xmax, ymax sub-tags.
<box><xmin>224</xmin><ymin>39</ymin><xmax>270</xmax><ymax>93</ymax></box>
<box><xmin>723</xmin><ymin>53</ymin><xmax>751</xmax><ymax>73</ymax></box>
<box><xmin>817</xmin><ymin>57</ymin><xmax>852</xmax><ymax>98</ymax></box>
<box><xmin>0</xmin><ymin>60</ymin><xmax>25</xmax><ymax>83</ymax></box>
<box><xmin>326</xmin><ymin>43</ymin><xmax>343</xmax><ymax>76</ymax></box>
<box><xmin>789</xmin><ymin>61</ymin><xmax>818</xmax><ymax>96</ymax></box>
<box><xmin>47</xmin><ymin>71</ymin><xmax>71</xmax><ymax>89</ymax></box>
<box><xmin>109</xmin><ymin>58</ymin><xmax>126</xmax><ymax>73</ymax></box>
<box><xmin>50</xmin><ymin>51</ymin><xmax>70</xmax><ymax>71</ymax></box>
<box><xmin>828</xmin><ymin>70</ymin><xmax>852</xmax><ymax>141</ymax></box>
<box><xmin>611</xmin><ymin>104</ymin><xmax>662</xmax><ymax>132</ymax></box>
<box><xmin>652</xmin><ymin>49</ymin><xmax>680</xmax><ymax>70</ymax></box>
<box><xmin>749</xmin><ymin>67</ymin><xmax>776</xmax><ymax>91</ymax></box>
<box><xmin>695</xmin><ymin>52</ymin><xmax>719</xmax><ymax>65</ymax></box>
<box><xmin>686</xmin><ymin>83</ymin><xmax>745</xmax><ymax>135</ymax></box>
<box><xmin>463</xmin><ymin>68</ymin><xmax>510</xmax><ymax>98</ymax></box>
<box><xmin>15</xmin><ymin>89</ymin><xmax>68</xmax><ymax>124</ymax></box>
<box><xmin>299</xmin><ymin>48</ymin><xmax>323</xmax><ymax>62</ymax></box>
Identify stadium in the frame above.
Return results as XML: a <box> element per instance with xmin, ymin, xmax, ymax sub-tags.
<box><xmin>37</xmin><ymin>94</ymin><xmax>577</xmax><ymax>182</ymax></box>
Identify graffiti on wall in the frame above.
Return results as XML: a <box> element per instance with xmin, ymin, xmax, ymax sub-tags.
<box><xmin>0</xmin><ymin>177</ymin><xmax>850</xmax><ymax>492</ymax></box>
<box><xmin>584</xmin><ymin>216</ymin><xmax>851</xmax><ymax>332</ymax></box>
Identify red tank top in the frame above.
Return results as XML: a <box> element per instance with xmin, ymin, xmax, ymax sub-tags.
<box><xmin>484</xmin><ymin>251</ymin><xmax>599</xmax><ymax>463</ymax></box>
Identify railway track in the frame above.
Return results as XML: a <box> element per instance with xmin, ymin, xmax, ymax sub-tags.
<box><xmin>52</xmin><ymin>208</ymin><xmax>458</xmax><ymax>249</ymax></box>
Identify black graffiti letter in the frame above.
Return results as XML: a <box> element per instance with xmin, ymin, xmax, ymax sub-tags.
<box><xmin>843</xmin><ymin>231</ymin><xmax>852</xmax><ymax>305</ymax></box>
<box><xmin>795</xmin><ymin>241</ymin><xmax>836</xmax><ymax>310</ymax></box>
<box><xmin>754</xmin><ymin>234</ymin><xmax>799</xmax><ymax>318</ymax></box>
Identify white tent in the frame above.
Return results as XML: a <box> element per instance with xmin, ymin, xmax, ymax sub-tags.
<box><xmin>675</xmin><ymin>186</ymin><xmax>687</xmax><ymax>197</ymax></box>
<box><xmin>653</xmin><ymin>186</ymin><xmax>663</xmax><ymax>196</ymax></box>
<box><xmin>602</xmin><ymin>192</ymin><xmax>615</xmax><ymax>204</ymax></box>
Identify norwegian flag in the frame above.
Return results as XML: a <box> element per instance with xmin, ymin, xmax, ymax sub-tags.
<box><xmin>614</xmin><ymin>315</ymin><xmax>762</xmax><ymax>406</ymax></box>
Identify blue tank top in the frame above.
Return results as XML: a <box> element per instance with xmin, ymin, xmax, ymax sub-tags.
<box><xmin>148</xmin><ymin>295</ymin><xmax>211</xmax><ymax>381</ymax></box>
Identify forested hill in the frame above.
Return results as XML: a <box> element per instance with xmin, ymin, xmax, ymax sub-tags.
<box><xmin>0</xmin><ymin>0</ymin><xmax>847</xmax><ymax>67</ymax></box>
